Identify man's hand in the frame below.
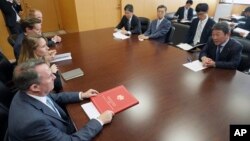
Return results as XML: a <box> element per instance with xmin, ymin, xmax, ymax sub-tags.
<box><xmin>201</xmin><ymin>56</ymin><xmax>215</xmax><ymax>67</ymax></box>
<box><xmin>138</xmin><ymin>34</ymin><xmax>149</xmax><ymax>40</ymax></box>
<box><xmin>98</xmin><ymin>110</ymin><xmax>114</xmax><ymax>124</ymax></box>
<box><xmin>52</xmin><ymin>35</ymin><xmax>62</xmax><ymax>43</ymax></box>
<box><xmin>80</xmin><ymin>89</ymin><xmax>99</xmax><ymax>99</ymax></box>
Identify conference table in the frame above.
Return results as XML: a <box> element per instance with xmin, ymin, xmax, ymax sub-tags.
<box><xmin>54</xmin><ymin>28</ymin><xmax>250</xmax><ymax>141</ymax></box>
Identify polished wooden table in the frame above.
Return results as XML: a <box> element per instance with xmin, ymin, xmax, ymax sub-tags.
<box><xmin>55</xmin><ymin>28</ymin><xmax>250</xmax><ymax>141</ymax></box>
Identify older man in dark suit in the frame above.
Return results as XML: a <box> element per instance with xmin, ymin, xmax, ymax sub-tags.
<box><xmin>186</xmin><ymin>3</ymin><xmax>215</xmax><ymax>45</ymax></box>
<box><xmin>199</xmin><ymin>22</ymin><xmax>243</xmax><ymax>69</ymax></box>
<box><xmin>115</xmin><ymin>4</ymin><xmax>141</xmax><ymax>35</ymax></box>
<box><xmin>175</xmin><ymin>0</ymin><xmax>194</xmax><ymax>21</ymax></box>
<box><xmin>6</xmin><ymin>59</ymin><xmax>114</xmax><ymax>141</ymax></box>
<box><xmin>138</xmin><ymin>5</ymin><xmax>171</xmax><ymax>43</ymax></box>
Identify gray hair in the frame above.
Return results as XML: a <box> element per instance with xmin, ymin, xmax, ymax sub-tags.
<box><xmin>13</xmin><ymin>58</ymin><xmax>46</xmax><ymax>91</ymax></box>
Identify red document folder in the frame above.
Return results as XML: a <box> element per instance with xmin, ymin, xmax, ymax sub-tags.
<box><xmin>90</xmin><ymin>85</ymin><xmax>139</xmax><ymax>114</ymax></box>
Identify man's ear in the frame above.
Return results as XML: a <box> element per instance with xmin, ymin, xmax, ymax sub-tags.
<box><xmin>29</xmin><ymin>84</ymin><xmax>40</xmax><ymax>93</ymax></box>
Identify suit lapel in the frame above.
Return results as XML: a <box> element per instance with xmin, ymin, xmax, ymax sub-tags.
<box><xmin>21</xmin><ymin>92</ymin><xmax>68</xmax><ymax>123</ymax></box>
<box><xmin>219</xmin><ymin>39</ymin><xmax>231</xmax><ymax>59</ymax></box>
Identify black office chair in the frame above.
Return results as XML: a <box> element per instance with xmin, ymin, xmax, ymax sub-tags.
<box><xmin>165</xmin><ymin>26</ymin><xmax>175</xmax><ymax>44</ymax></box>
<box><xmin>0</xmin><ymin>52</ymin><xmax>17</xmax><ymax>95</ymax></box>
<box><xmin>232</xmin><ymin>36</ymin><xmax>250</xmax><ymax>72</ymax></box>
<box><xmin>0</xmin><ymin>103</ymin><xmax>8</xmax><ymax>141</ymax></box>
<box><xmin>172</xmin><ymin>22</ymin><xmax>190</xmax><ymax>45</ymax></box>
<box><xmin>138</xmin><ymin>17</ymin><xmax>150</xmax><ymax>33</ymax></box>
<box><xmin>7</xmin><ymin>34</ymin><xmax>18</xmax><ymax>47</ymax></box>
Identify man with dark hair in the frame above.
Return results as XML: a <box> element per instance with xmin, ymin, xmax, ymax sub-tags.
<box><xmin>186</xmin><ymin>3</ymin><xmax>215</xmax><ymax>45</ymax></box>
<box><xmin>115</xmin><ymin>4</ymin><xmax>141</xmax><ymax>35</ymax></box>
<box><xmin>138</xmin><ymin>5</ymin><xmax>171</xmax><ymax>43</ymax></box>
<box><xmin>199</xmin><ymin>22</ymin><xmax>243</xmax><ymax>69</ymax></box>
<box><xmin>175</xmin><ymin>0</ymin><xmax>194</xmax><ymax>21</ymax></box>
<box><xmin>6</xmin><ymin>58</ymin><xmax>114</xmax><ymax>141</ymax></box>
<box><xmin>13</xmin><ymin>18</ymin><xmax>42</xmax><ymax>60</ymax></box>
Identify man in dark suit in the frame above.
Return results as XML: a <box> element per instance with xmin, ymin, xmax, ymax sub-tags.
<box><xmin>0</xmin><ymin>0</ymin><xmax>22</xmax><ymax>34</ymax></box>
<box><xmin>6</xmin><ymin>59</ymin><xmax>114</xmax><ymax>141</ymax></box>
<box><xmin>185</xmin><ymin>3</ymin><xmax>215</xmax><ymax>45</ymax></box>
<box><xmin>115</xmin><ymin>4</ymin><xmax>141</xmax><ymax>35</ymax></box>
<box><xmin>138</xmin><ymin>5</ymin><xmax>171</xmax><ymax>43</ymax></box>
<box><xmin>175</xmin><ymin>0</ymin><xmax>194</xmax><ymax>21</ymax></box>
<box><xmin>199</xmin><ymin>22</ymin><xmax>243</xmax><ymax>69</ymax></box>
<box><xmin>235</xmin><ymin>7</ymin><xmax>250</xmax><ymax>40</ymax></box>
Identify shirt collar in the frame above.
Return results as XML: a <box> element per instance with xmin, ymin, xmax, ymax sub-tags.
<box><xmin>201</xmin><ymin>14</ymin><xmax>209</xmax><ymax>23</ymax></box>
<box><xmin>220</xmin><ymin>38</ymin><xmax>230</xmax><ymax>47</ymax></box>
<box><xmin>158</xmin><ymin>17</ymin><xmax>164</xmax><ymax>22</ymax></box>
<box><xmin>27</xmin><ymin>93</ymin><xmax>47</xmax><ymax>105</ymax></box>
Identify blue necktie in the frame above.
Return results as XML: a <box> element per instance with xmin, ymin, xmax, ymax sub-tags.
<box><xmin>46</xmin><ymin>97</ymin><xmax>61</xmax><ymax>117</ymax></box>
<box><xmin>216</xmin><ymin>46</ymin><xmax>221</xmax><ymax>61</ymax></box>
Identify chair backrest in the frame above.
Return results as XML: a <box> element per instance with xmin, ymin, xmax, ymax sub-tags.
<box><xmin>7</xmin><ymin>34</ymin><xmax>18</xmax><ymax>47</ymax></box>
<box><xmin>0</xmin><ymin>103</ymin><xmax>8</xmax><ymax>141</ymax></box>
<box><xmin>0</xmin><ymin>80</ymin><xmax>15</xmax><ymax>108</ymax></box>
<box><xmin>165</xmin><ymin>26</ymin><xmax>175</xmax><ymax>44</ymax></box>
<box><xmin>232</xmin><ymin>36</ymin><xmax>250</xmax><ymax>71</ymax></box>
<box><xmin>172</xmin><ymin>22</ymin><xmax>190</xmax><ymax>45</ymax></box>
<box><xmin>138</xmin><ymin>17</ymin><xmax>150</xmax><ymax>33</ymax></box>
<box><xmin>0</xmin><ymin>52</ymin><xmax>14</xmax><ymax>84</ymax></box>
<box><xmin>165</xmin><ymin>12</ymin><xmax>176</xmax><ymax>21</ymax></box>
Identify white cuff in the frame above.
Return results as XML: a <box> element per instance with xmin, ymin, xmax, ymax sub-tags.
<box><xmin>95</xmin><ymin>118</ymin><xmax>104</xmax><ymax>126</ymax></box>
<box><xmin>127</xmin><ymin>31</ymin><xmax>132</xmax><ymax>35</ymax></box>
<box><xmin>79</xmin><ymin>92</ymin><xmax>83</xmax><ymax>100</ymax></box>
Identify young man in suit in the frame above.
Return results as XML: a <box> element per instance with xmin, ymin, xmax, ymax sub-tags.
<box><xmin>0</xmin><ymin>0</ymin><xmax>23</xmax><ymax>34</ymax></box>
<box><xmin>199</xmin><ymin>22</ymin><xmax>243</xmax><ymax>69</ymax></box>
<box><xmin>13</xmin><ymin>18</ymin><xmax>42</xmax><ymax>60</ymax></box>
<box><xmin>236</xmin><ymin>7</ymin><xmax>250</xmax><ymax>39</ymax></box>
<box><xmin>115</xmin><ymin>4</ymin><xmax>141</xmax><ymax>35</ymax></box>
<box><xmin>185</xmin><ymin>3</ymin><xmax>215</xmax><ymax>45</ymax></box>
<box><xmin>6</xmin><ymin>58</ymin><xmax>114</xmax><ymax>141</ymax></box>
<box><xmin>175</xmin><ymin>0</ymin><xmax>194</xmax><ymax>21</ymax></box>
<box><xmin>138</xmin><ymin>5</ymin><xmax>171</xmax><ymax>43</ymax></box>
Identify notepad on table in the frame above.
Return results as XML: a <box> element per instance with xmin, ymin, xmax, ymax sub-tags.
<box><xmin>81</xmin><ymin>85</ymin><xmax>139</xmax><ymax>119</ymax></box>
<box><xmin>233</xmin><ymin>27</ymin><xmax>250</xmax><ymax>35</ymax></box>
<box><xmin>183</xmin><ymin>60</ymin><xmax>207</xmax><ymax>72</ymax></box>
<box><xmin>51</xmin><ymin>53</ymin><xmax>72</xmax><ymax>63</ymax></box>
<box><xmin>176</xmin><ymin>43</ymin><xmax>206</xmax><ymax>51</ymax></box>
<box><xmin>113</xmin><ymin>31</ymin><xmax>130</xmax><ymax>40</ymax></box>
<box><xmin>61</xmin><ymin>68</ymin><xmax>84</xmax><ymax>81</ymax></box>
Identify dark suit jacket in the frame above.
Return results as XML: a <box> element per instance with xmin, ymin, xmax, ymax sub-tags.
<box><xmin>175</xmin><ymin>6</ymin><xmax>194</xmax><ymax>21</ymax></box>
<box><xmin>186</xmin><ymin>17</ymin><xmax>215</xmax><ymax>44</ymax></box>
<box><xmin>237</xmin><ymin>16</ymin><xmax>250</xmax><ymax>31</ymax></box>
<box><xmin>0</xmin><ymin>0</ymin><xmax>17</xmax><ymax>27</ymax></box>
<box><xmin>7</xmin><ymin>91</ymin><xmax>102</xmax><ymax>141</ymax></box>
<box><xmin>199</xmin><ymin>38</ymin><xmax>243</xmax><ymax>69</ymax></box>
<box><xmin>144</xmin><ymin>18</ymin><xmax>171</xmax><ymax>43</ymax></box>
<box><xmin>116</xmin><ymin>15</ymin><xmax>141</xmax><ymax>34</ymax></box>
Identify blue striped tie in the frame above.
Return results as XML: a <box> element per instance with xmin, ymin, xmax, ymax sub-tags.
<box><xmin>46</xmin><ymin>97</ymin><xmax>61</xmax><ymax>118</ymax></box>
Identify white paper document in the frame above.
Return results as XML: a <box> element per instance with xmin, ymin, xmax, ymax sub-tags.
<box><xmin>113</xmin><ymin>31</ymin><xmax>129</xmax><ymax>40</ymax></box>
<box><xmin>81</xmin><ymin>102</ymin><xmax>100</xmax><ymax>119</ymax></box>
<box><xmin>51</xmin><ymin>53</ymin><xmax>72</xmax><ymax>63</ymax></box>
<box><xmin>233</xmin><ymin>27</ymin><xmax>250</xmax><ymax>35</ymax></box>
<box><xmin>183</xmin><ymin>60</ymin><xmax>207</xmax><ymax>72</ymax></box>
<box><xmin>176</xmin><ymin>43</ymin><xmax>194</xmax><ymax>51</ymax></box>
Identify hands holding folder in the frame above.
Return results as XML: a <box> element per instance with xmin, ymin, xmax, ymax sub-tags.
<box><xmin>81</xmin><ymin>89</ymin><xmax>114</xmax><ymax>125</ymax></box>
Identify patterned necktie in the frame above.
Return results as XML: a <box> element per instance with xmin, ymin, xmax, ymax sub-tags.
<box><xmin>193</xmin><ymin>20</ymin><xmax>203</xmax><ymax>45</ymax></box>
<box><xmin>127</xmin><ymin>19</ymin><xmax>131</xmax><ymax>31</ymax></box>
<box><xmin>46</xmin><ymin>97</ymin><xmax>61</xmax><ymax>118</ymax></box>
<box><xmin>216</xmin><ymin>46</ymin><xmax>221</xmax><ymax>61</ymax></box>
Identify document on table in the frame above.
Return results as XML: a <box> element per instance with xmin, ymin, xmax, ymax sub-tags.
<box><xmin>183</xmin><ymin>60</ymin><xmax>207</xmax><ymax>72</ymax></box>
<box><xmin>233</xmin><ymin>27</ymin><xmax>249</xmax><ymax>35</ymax></box>
<box><xmin>176</xmin><ymin>43</ymin><xmax>206</xmax><ymax>51</ymax></box>
<box><xmin>51</xmin><ymin>53</ymin><xmax>72</xmax><ymax>63</ymax></box>
<box><xmin>81</xmin><ymin>102</ymin><xmax>100</xmax><ymax>119</ymax></box>
<box><xmin>113</xmin><ymin>31</ymin><xmax>130</xmax><ymax>40</ymax></box>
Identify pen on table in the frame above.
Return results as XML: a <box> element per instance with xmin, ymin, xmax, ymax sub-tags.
<box><xmin>187</xmin><ymin>57</ymin><xmax>193</xmax><ymax>62</ymax></box>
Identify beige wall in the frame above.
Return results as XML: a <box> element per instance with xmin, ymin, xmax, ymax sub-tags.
<box><xmin>0</xmin><ymin>11</ymin><xmax>15</xmax><ymax>59</ymax></box>
<box><xmin>57</xmin><ymin>0</ymin><xmax>79</xmax><ymax>33</ymax></box>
